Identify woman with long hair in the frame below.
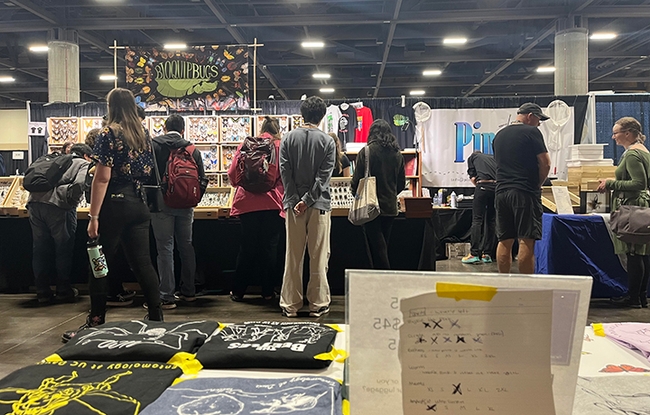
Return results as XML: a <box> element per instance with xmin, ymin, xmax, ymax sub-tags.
<box><xmin>227</xmin><ymin>116</ymin><xmax>285</xmax><ymax>301</ymax></box>
<box><xmin>328</xmin><ymin>133</ymin><xmax>351</xmax><ymax>177</ymax></box>
<box><xmin>598</xmin><ymin>117</ymin><xmax>650</xmax><ymax>308</ymax></box>
<box><xmin>351</xmin><ymin>119</ymin><xmax>405</xmax><ymax>269</ymax></box>
<box><xmin>64</xmin><ymin>88</ymin><xmax>162</xmax><ymax>341</ymax></box>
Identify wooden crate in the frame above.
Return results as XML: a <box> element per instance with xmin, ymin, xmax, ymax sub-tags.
<box><xmin>567</xmin><ymin>166</ymin><xmax>617</xmax><ymax>184</ymax></box>
<box><xmin>195</xmin><ymin>187</ymin><xmax>233</xmax><ymax>219</ymax></box>
<box><xmin>0</xmin><ymin>177</ymin><xmax>17</xmax><ymax>215</ymax></box>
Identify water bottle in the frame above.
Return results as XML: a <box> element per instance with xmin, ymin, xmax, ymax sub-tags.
<box><xmin>433</xmin><ymin>194</ymin><xmax>439</xmax><ymax>207</ymax></box>
<box><xmin>450</xmin><ymin>191</ymin><xmax>458</xmax><ymax>209</ymax></box>
<box><xmin>87</xmin><ymin>238</ymin><xmax>108</xmax><ymax>278</ymax></box>
<box><xmin>437</xmin><ymin>189</ymin><xmax>444</xmax><ymax>206</ymax></box>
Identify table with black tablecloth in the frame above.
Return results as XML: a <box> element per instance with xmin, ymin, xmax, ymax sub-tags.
<box><xmin>535</xmin><ymin>213</ymin><xmax>627</xmax><ymax>298</ymax></box>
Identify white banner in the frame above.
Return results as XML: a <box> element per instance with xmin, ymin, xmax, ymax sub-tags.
<box><xmin>418</xmin><ymin>106</ymin><xmax>574</xmax><ymax>187</ymax></box>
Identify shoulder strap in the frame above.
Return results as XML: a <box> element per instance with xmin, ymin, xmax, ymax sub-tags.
<box><xmin>364</xmin><ymin>145</ymin><xmax>370</xmax><ymax>178</ymax></box>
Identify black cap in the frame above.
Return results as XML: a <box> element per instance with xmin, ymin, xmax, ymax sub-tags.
<box><xmin>517</xmin><ymin>103</ymin><xmax>550</xmax><ymax>121</ymax></box>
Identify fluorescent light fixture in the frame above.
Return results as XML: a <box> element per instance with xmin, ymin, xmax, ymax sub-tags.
<box><xmin>422</xmin><ymin>69</ymin><xmax>442</xmax><ymax>76</ymax></box>
<box><xmin>410</xmin><ymin>90</ymin><xmax>425</xmax><ymax>96</ymax></box>
<box><xmin>164</xmin><ymin>43</ymin><xmax>187</xmax><ymax>50</ymax></box>
<box><xmin>29</xmin><ymin>45</ymin><xmax>49</xmax><ymax>52</ymax></box>
<box><xmin>312</xmin><ymin>73</ymin><xmax>331</xmax><ymax>79</ymax></box>
<box><xmin>590</xmin><ymin>32</ymin><xmax>617</xmax><ymax>40</ymax></box>
<box><xmin>443</xmin><ymin>37</ymin><xmax>467</xmax><ymax>45</ymax></box>
<box><xmin>99</xmin><ymin>74</ymin><xmax>117</xmax><ymax>81</ymax></box>
<box><xmin>536</xmin><ymin>66</ymin><xmax>556</xmax><ymax>73</ymax></box>
<box><xmin>302</xmin><ymin>41</ymin><xmax>325</xmax><ymax>48</ymax></box>
<box><xmin>0</xmin><ymin>76</ymin><xmax>15</xmax><ymax>83</ymax></box>
<box><xmin>319</xmin><ymin>88</ymin><xmax>335</xmax><ymax>93</ymax></box>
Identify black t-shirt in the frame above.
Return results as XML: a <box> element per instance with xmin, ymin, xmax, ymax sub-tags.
<box><xmin>492</xmin><ymin>124</ymin><xmax>548</xmax><ymax>194</ymax></box>
<box><xmin>332</xmin><ymin>153</ymin><xmax>351</xmax><ymax>177</ymax></box>
<box><xmin>387</xmin><ymin>105</ymin><xmax>416</xmax><ymax>150</ymax></box>
<box><xmin>338</xmin><ymin>105</ymin><xmax>357</xmax><ymax>146</ymax></box>
<box><xmin>467</xmin><ymin>152</ymin><xmax>497</xmax><ymax>189</ymax></box>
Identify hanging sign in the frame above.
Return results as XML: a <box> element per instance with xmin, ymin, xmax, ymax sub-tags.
<box><xmin>125</xmin><ymin>46</ymin><xmax>249</xmax><ymax>111</ymax></box>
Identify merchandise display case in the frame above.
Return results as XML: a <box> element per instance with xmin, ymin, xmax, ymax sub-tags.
<box><xmin>200</xmin><ymin>146</ymin><xmax>220</xmax><ymax>173</ymax></box>
<box><xmin>195</xmin><ymin>187</ymin><xmax>234</xmax><ymax>219</ymax></box>
<box><xmin>79</xmin><ymin>117</ymin><xmax>104</xmax><ymax>140</ymax></box>
<box><xmin>256</xmin><ymin>115</ymin><xmax>290</xmax><ymax>136</ymax></box>
<box><xmin>2</xmin><ymin>176</ymin><xmax>29</xmax><ymax>216</ymax></box>
<box><xmin>220</xmin><ymin>173</ymin><xmax>231</xmax><ymax>187</ymax></box>
<box><xmin>147</xmin><ymin>116</ymin><xmax>168</xmax><ymax>137</ymax></box>
<box><xmin>186</xmin><ymin>116</ymin><xmax>220</xmax><ymax>143</ymax></box>
<box><xmin>47</xmin><ymin>117</ymin><xmax>79</xmax><ymax>146</ymax></box>
<box><xmin>291</xmin><ymin>115</ymin><xmax>304</xmax><ymax>130</ymax></box>
<box><xmin>219</xmin><ymin>116</ymin><xmax>252</xmax><ymax>143</ymax></box>
<box><xmin>330</xmin><ymin>177</ymin><xmax>354</xmax><ymax>216</ymax></box>
<box><xmin>220</xmin><ymin>144</ymin><xmax>238</xmax><ymax>172</ymax></box>
<box><xmin>0</xmin><ymin>177</ymin><xmax>16</xmax><ymax>215</ymax></box>
<box><xmin>205</xmin><ymin>173</ymin><xmax>221</xmax><ymax>188</ymax></box>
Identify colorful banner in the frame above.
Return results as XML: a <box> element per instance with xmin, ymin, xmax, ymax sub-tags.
<box><xmin>417</xmin><ymin>106</ymin><xmax>574</xmax><ymax>187</ymax></box>
<box><xmin>125</xmin><ymin>46</ymin><xmax>249</xmax><ymax>111</ymax></box>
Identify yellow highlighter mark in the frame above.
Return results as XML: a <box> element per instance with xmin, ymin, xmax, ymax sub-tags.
<box><xmin>436</xmin><ymin>282</ymin><xmax>498</xmax><ymax>302</ymax></box>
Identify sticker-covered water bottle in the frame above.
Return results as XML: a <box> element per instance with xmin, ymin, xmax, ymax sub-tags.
<box><xmin>87</xmin><ymin>237</ymin><xmax>108</xmax><ymax>278</ymax></box>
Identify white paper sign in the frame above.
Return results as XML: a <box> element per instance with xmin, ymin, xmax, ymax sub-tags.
<box><xmin>12</xmin><ymin>151</ymin><xmax>24</xmax><ymax>160</ymax></box>
<box><xmin>552</xmin><ymin>186</ymin><xmax>574</xmax><ymax>214</ymax></box>
<box><xmin>399</xmin><ymin>290</ymin><xmax>555</xmax><ymax>415</ymax></box>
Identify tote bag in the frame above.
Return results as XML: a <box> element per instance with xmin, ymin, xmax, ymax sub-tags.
<box><xmin>610</xmin><ymin>153</ymin><xmax>650</xmax><ymax>244</ymax></box>
<box><xmin>348</xmin><ymin>146</ymin><xmax>380</xmax><ymax>225</ymax></box>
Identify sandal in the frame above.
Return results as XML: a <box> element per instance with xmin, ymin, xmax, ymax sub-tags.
<box><xmin>229</xmin><ymin>292</ymin><xmax>244</xmax><ymax>302</ymax></box>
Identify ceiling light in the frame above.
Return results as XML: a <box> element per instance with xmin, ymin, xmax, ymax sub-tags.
<box><xmin>443</xmin><ymin>37</ymin><xmax>467</xmax><ymax>45</ymax></box>
<box><xmin>590</xmin><ymin>32</ymin><xmax>617</xmax><ymax>40</ymax></box>
<box><xmin>410</xmin><ymin>90</ymin><xmax>425</xmax><ymax>96</ymax></box>
<box><xmin>302</xmin><ymin>41</ymin><xmax>324</xmax><ymax>48</ymax></box>
<box><xmin>99</xmin><ymin>74</ymin><xmax>117</xmax><ymax>81</ymax></box>
<box><xmin>29</xmin><ymin>45</ymin><xmax>49</xmax><ymax>52</ymax></box>
<box><xmin>0</xmin><ymin>76</ymin><xmax>16</xmax><ymax>83</ymax></box>
<box><xmin>312</xmin><ymin>73</ymin><xmax>331</xmax><ymax>79</ymax></box>
<box><xmin>164</xmin><ymin>43</ymin><xmax>187</xmax><ymax>50</ymax></box>
<box><xmin>319</xmin><ymin>88</ymin><xmax>335</xmax><ymax>93</ymax></box>
<box><xmin>536</xmin><ymin>66</ymin><xmax>556</xmax><ymax>73</ymax></box>
<box><xmin>422</xmin><ymin>69</ymin><xmax>442</xmax><ymax>76</ymax></box>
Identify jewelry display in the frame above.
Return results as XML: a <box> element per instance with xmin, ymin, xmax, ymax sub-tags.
<box><xmin>256</xmin><ymin>115</ymin><xmax>290</xmax><ymax>136</ymax></box>
<box><xmin>148</xmin><ymin>116</ymin><xmax>167</xmax><ymax>137</ymax></box>
<box><xmin>219</xmin><ymin>116</ymin><xmax>252</xmax><ymax>142</ymax></box>
<box><xmin>80</xmin><ymin>117</ymin><xmax>104</xmax><ymax>138</ymax></box>
<box><xmin>0</xmin><ymin>177</ymin><xmax>15</xmax><ymax>207</ymax></box>
<box><xmin>206</xmin><ymin>173</ymin><xmax>220</xmax><ymax>188</ymax></box>
<box><xmin>330</xmin><ymin>177</ymin><xmax>354</xmax><ymax>209</ymax></box>
<box><xmin>47</xmin><ymin>117</ymin><xmax>79</xmax><ymax>145</ymax></box>
<box><xmin>196</xmin><ymin>188</ymin><xmax>233</xmax><ymax>208</ymax></box>
<box><xmin>77</xmin><ymin>198</ymin><xmax>89</xmax><ymax>209</ymax></box>
<box><xmin>291</xmin><ymin>115</ymin><xmax>304</xmax><ymax>131</ymax></box>
<box><xmin>220</xmin><ymin>144</ymin><xmax>238</xmax><ymax>171</ymax></box>
<box><xmin>200</xmin><ymin>146</ymin><xmax>220</xmax><ymax>172</ymax></box>
<box><xmin>187</xmin><ymin>116</ymin><xmax>219</xmax><ymax>143</ymax></box>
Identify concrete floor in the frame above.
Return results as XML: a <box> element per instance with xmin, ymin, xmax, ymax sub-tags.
<box><xmin>1</xmin><ymin>258</ymin><xmax>649</xmax><ymax>380</ymax></box>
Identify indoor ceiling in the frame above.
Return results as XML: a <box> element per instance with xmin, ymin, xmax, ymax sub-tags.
<box><xmin>0</xmin><ymin>0</ymin><xmax>649</xmax><ymax>108</ymax></box>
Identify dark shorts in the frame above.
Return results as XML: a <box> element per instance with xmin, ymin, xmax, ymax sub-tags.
<box><xmin>495</xmin><ymin>189</ymin><xmax>543</xmax><ymax>241</ymax></box>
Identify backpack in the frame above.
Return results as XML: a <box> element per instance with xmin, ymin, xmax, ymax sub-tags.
<box><xmin>234</xmin><ymin>135</ymin><xmax>279</xmax><ymax>193</ymax></box>
<box><xmin>23</xmin><ymin>152</ymin><xmax>74</xmax><ymax>192</ymax></box>
<box><xmin>162</xmin><ymin>144</ymin><xmax>202</xmax><ymax>209</ymax></box>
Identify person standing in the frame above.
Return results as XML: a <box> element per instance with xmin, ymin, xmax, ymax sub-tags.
<box><xmin>228</xmin><ymin>116</ymin><xmax>285</xmax><ymax>302</ymax></box>
<box><xmin>328</xmin><ymin>133</ymin><xmax>351</xmax><ymax>177</ymax></box>
<box><xmin>279</xmin><ymin>96</ymin><xmax>336</xmax><ymax>318</ymax></box>
<box><xmin>351</xmin><ymin>119</ymin><xmax>405</xmax><ymax>269</ymax></box>
<box><xmin>462</xmin><ymin>151</ymin><xmax>497</xmax><ymax>264</ymax></box>
<box><xmin>493</xmin><ymin>103</ymin><xmax>551</xmax><ymax>274</ymax></box>
<box><xmin>27</xmin><ymin>147</ymin><xmax>90</xmax><ymax>304</ymax></box>
<box><xmin>150</xmin><ymin>114</ymin><xmax>207</xmax><ymax>309</ymax></box>
<box><xmin>597</xmin><ymin>117</ymin><xmax>650</xmax><ymax>308</ymax></box>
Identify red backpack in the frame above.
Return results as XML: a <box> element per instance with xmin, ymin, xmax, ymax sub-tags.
<box><xmin>234</xmin><ymin>135</ymin><xmax>279</xmax><ymax>193</ymax></box>
<box><xmin>162</xmin><ymin>144</ymin><xmax>202</xmax><ymax>208</ymax></box>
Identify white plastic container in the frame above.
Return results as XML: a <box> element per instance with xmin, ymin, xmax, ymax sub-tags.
<box><xmin>568</xmin><ymin>144</ymin><xmax>606</xmax><ymax>160</ymax></box>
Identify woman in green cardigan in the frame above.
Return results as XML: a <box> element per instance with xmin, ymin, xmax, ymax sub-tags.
<box><xmin>597</xmin><ymin>117</ymin><xmax>649</xmax><ymax>308</ymax></box>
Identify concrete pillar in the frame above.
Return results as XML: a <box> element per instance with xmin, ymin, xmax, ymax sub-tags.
<box><xmin>554</xmin><ymin>28</ymin><xmax>588</xmax><ymax>95</ymax></box>
<box><xmin>47</xmin><ymin>29</ymin><xmax>79</xmax><ymax>102</ymax></box>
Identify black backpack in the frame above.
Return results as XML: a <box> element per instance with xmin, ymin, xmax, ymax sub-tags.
<box><xmin>23</xmin><ymin>152</ymin><xmax>74</xmax><ymax>192</ymax></box>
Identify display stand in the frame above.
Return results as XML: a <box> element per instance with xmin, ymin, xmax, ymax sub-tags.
<box><xmin>346</xmin><ymin>270</ymin><xmax>592</xmax><ymax>415</ymax></box>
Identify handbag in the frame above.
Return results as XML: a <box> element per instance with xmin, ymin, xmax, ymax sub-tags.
<box><xmin>610</xmin><ymin>151</ymin><xmax>650</xmax><ymax>244</ymax></box>
<box><xmin>142</xmin><ymin>139</ymin><xmax>165</xmax><ymax>213</ymax></box>
<box><xmin>348</xmin><ymin>146</ymin><xmax>381</xmax><ymax>226</ymax></box>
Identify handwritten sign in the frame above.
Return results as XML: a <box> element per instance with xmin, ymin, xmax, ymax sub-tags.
<box><xmin>346</xmin><ymin>270</ymin><xmax>592</xmax><ymax>415</ymax></box>
<box><xmin>552</xmin><ymin>186</ymin><xmax>574</xmax><ymax>215</ymax></box>
<box><xmin>399</xmin><ymin>290</ymin><xmax>555</xmax><ymax>414</ymax></box>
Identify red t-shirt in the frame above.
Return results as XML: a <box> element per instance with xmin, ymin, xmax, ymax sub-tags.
<box><xmin>354</xmin><ymin>106</ymin><xmax>373</xmax><ymax>142</ymax></box>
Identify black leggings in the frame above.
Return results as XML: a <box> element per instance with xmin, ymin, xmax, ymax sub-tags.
<box><xmin>88</xmin><ymin>186</ymin><xmax>162</xmax><ymax>320</ymax></box>
<box><xmin>626</xmin><ymin>254</ymin><xmax>650</xmax><ymax>305</ymax></box>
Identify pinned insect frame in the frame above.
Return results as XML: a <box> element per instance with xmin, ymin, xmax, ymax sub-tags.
<box><xmin>580</xmin><ymin>191</ymin><xmax>610</xmax><ymax>214</ymax></box>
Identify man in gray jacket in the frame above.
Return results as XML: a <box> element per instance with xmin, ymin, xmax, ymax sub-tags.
<box><xmin>279</xmin><ymin>96</ymin><xmax>336</xmax><ymax>318</ymax></box>
<box><xmin>27</xmin><ymin>146</ymin><xmax>91</xmax><ymax>304</ymax></box>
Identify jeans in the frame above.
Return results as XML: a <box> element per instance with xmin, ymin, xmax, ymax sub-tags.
<box><xmin>471</xmin><ymin>185</ymin><xmax>497</xmax><ymax>257</ymax></box>
<box><xmin>232</xmin><ymin>210</ymin><xmax>284</xmax><ymax>298</ymax></box>
<box><xmin>89</xmin><ymin>185</ymin><xmax>161</xmax><ymax>319</ymax></box>
<box><xmin>151</xmin><ymin>206</ymin><xmax>196</xmax><ymax>301</ymax></box>
<box><xmin>362</xmin><ymin>215</ymin><xmax>395</xmax><ymax>269</ymax></box>
<box><xmin>28</xmin><ymin>202</ymin><xmax>77</xmax><ymax>297</ymax></box>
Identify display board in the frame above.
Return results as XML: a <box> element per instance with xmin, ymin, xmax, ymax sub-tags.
<box><xmin>346</xmin><ymin>270</ymin><xmax>592</xmax><ymax>415</ymax></box>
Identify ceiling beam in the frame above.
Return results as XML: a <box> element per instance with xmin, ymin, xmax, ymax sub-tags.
<box><xmin>0</xmin><ymin>58</ymin><xmax>48</xmax><ymax>81</ymax></box>
<box><xmin>203</xmin><ymin>0</ymin><xmax>288</xmax><ymax>100</ymax></box>
<box><xmin>373</xmin><ymin>0</ymin><xmax>403</xmax><ymax>98</ymax></box>
<box><xmin>590</xmin><ymin>57</ymin><xmax>649</xmax><ymax>82</ymax></box>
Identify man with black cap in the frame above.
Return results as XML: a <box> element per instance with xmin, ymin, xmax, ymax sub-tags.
<box><xmin>492</xmin><ymin>102</ymin><xmax>551</xmax><ymax>274</ymax></box>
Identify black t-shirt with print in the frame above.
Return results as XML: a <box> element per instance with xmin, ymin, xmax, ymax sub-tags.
<box><xmin>338</xmin><ymin>105</ymin><xmax>357</xmax><ymax>146</ymax></box>
<box><xmin>387</xmin><ymin>105</ymin><xmax>415</xmax><ymax>150</ymax></box>
<box><xmin>195</xmin><ymin>321</ymin><xmax>338</xmax><ymax>369</ymax></box>
<box><xmin>0</xmin><ymin>360</ymin><xmax>181</xmax><ymax>415</ymax></box>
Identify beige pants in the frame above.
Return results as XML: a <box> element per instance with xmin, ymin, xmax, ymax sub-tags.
<box><xmin>280</xmin><ymin>207</ymin><xmax>332</xmax><ymax>313</ymax></box>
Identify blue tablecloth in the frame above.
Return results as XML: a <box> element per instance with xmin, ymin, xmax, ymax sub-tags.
<box><xmin>535</xmin><ymin>213</ymin><xmax>627</xmax><ymax>298</ymax></box>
